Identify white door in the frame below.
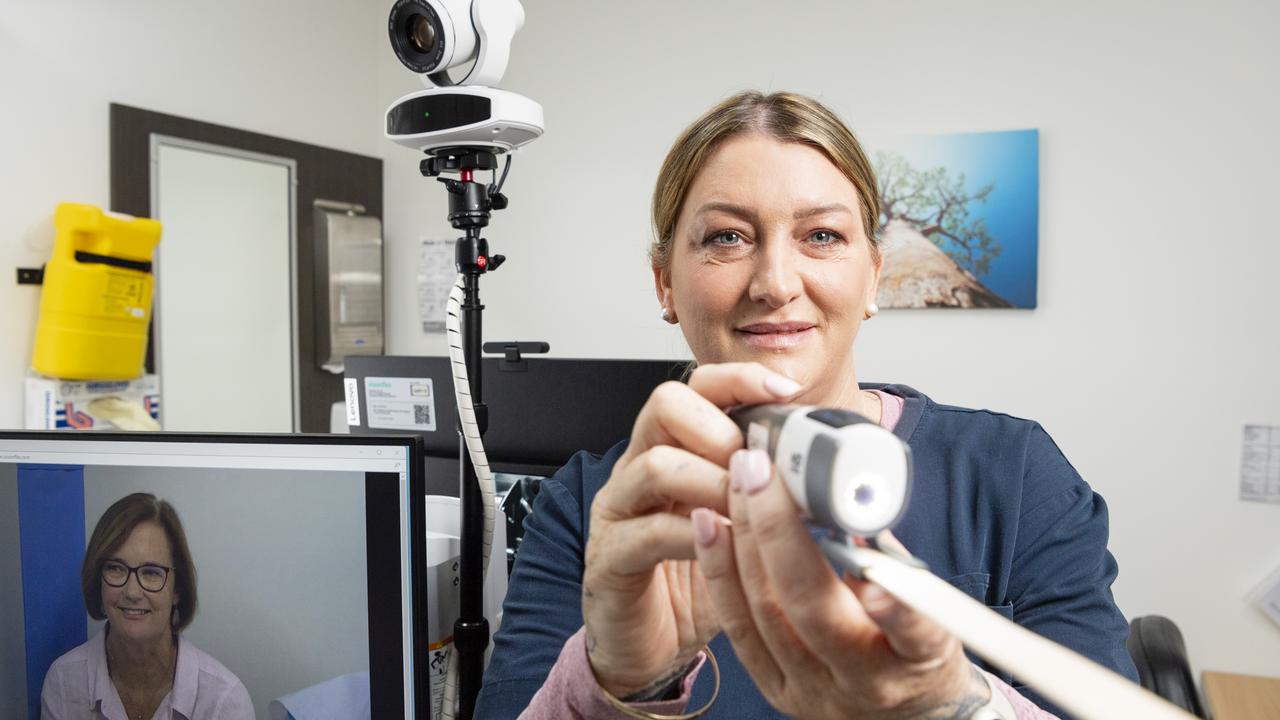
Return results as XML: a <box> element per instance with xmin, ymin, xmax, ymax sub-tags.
<box><xmin>152</xmin><ymin>139</ymin><xmax>296</xmax><ymax>432</ymax></box>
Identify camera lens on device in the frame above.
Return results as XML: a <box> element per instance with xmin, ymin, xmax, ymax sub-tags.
<box><xmin>408</xmin><ymin>14</ymin><xmax>436</xmax><ymax>53</ymax></box>
<box><xmin>389</xmin><ymin>0</ymin><xmax>445</xmax><ymax>74</ymax></box>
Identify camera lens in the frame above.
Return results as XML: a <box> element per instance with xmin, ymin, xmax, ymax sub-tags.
<box><xmin>388</xmin><ymin>0</ymin><xmax>445</xmax><ymax>74</ymax></box>
<box><xmin>408</xmin><ymin>14</ymin><xmax>436</xmax><ymax>53</ymax></box>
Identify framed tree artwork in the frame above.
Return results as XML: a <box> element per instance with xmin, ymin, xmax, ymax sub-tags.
<box><xmin>870</xmin><ymin>129</ymin><xmax>1039</xmax><ymax>309</ymax></box>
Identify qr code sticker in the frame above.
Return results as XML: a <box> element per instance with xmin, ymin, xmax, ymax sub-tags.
<box><xmin>414</xmin><ymin>403</ymin><xmax>433</xmax><ymax>426</ymax></box>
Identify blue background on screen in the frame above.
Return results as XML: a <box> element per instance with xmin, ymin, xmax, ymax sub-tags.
<box><xmin>17</xmin><ymin>465</ymin><xmax>87</xmax><ymax>720</ymax></box>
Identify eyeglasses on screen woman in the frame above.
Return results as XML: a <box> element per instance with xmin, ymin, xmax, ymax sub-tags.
<box><xmin>101</xmin><ymin>560</ymin><xmax>173</xmax><ymax>593</ymax></box>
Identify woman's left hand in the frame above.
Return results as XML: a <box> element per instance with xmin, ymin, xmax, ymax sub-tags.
<box><xmin>691</xmin><ymin>448</ymin><xmax>992</xmax><ymax>720</ymax></box>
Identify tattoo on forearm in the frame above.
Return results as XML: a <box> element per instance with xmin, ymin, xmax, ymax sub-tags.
<box><xmin>581</xmin><ymin>579</ymin><xmax>692</xmax><ymax>703</ymax></box>
<box><xmin>582</xmin><ymin>586</ymin><xmax>598</xmax><ymax>656</ymax></box>
<box><xmin>918</xmin><ymin>665</ymin><xmax>990</xmax><ymax>720</ymax></box>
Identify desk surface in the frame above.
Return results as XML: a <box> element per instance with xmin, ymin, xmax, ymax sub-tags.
<box><xmin>1202</xmin><ymin>671</ymin><xmax>1280</xmax><ymax>720</ymax></box>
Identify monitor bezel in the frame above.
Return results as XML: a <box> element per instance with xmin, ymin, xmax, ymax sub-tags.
<box><xmin>0</xmin><ymin>430</ymin><xmax>428</xmax><ymax>719</ymax></box>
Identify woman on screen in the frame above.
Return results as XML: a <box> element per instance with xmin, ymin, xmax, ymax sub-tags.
<box><xmin>475</xmin><ymin>91</ymin><xmax>1137</xmax><ymax>718</ymax></box>
<box><xmin>41</xmin><ymin>492</ymin><xmax>254</xmax><ymax>720</ymax></box>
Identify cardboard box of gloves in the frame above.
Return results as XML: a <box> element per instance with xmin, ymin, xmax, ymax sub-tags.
<box><xmin>24</xmin><ymin>372</ymin><xmax>161</xmax><ymax>431</ymax></box>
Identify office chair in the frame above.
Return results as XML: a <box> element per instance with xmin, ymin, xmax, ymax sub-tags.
<box><xmin>1127</xmin><ymin>615</ymin><xmax>1206</xmax><ymax>717</ymax></box>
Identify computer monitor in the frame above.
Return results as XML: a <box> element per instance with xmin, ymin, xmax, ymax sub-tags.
<box><xmin>346</xmin><ymin>355</ymin><xmax>686</xmax><ymax>576</ymax></box>
<box><xmin>0</xmin><ymin>432</ymin><xmax>426</xmax><ymax>720</ymax></box>
<box><xmin>346</xmin><ymin>355</ymin><xmax>686</xmax><ymax>691</ymax></box>
<box><xmin>345</xmin><ymin>355</ymin><xmax>687</xmax><ymax>485</ymax></box>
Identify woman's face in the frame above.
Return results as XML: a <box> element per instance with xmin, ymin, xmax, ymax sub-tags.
<box><xmin>101</xmin><ymin>521</ymin><xmax>178</xmax><ymax>645</ymax></box>
<box><xmin>655</xmin><ymin>133</ymin><xmax>880</xmax><ymax>402</ymax></box>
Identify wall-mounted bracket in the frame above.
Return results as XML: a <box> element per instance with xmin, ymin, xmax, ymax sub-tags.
<box><xmin>16</xmin><ymin>266</ymin><xmax>44</xmax><ymax>285</ymax></box>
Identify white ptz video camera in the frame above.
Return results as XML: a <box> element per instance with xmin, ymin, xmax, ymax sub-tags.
<box><xmin>385</xmin><ymin>0</ymin><xmax>544</xmax><ymax>154</ymax></box>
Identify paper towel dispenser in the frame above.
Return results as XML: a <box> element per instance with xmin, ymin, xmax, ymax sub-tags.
<box><xmin>314</xmin><ymin>201</ymin><xmax>384</xmax><ymax>372</ymax></box>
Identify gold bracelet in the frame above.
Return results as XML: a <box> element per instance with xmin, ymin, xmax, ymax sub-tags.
<box><xmin>598</xmin><ymin>645</ymin><xmax>721</xmax><ymax>720</ymax></box>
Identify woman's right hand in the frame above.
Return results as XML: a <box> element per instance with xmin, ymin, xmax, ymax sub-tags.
<box><xmin>582</xmin><ymin>362</ymin><xmax>802</xmax><ymax>697</ymax></box>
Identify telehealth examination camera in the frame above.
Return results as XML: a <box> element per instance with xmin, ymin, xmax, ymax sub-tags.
<box><xmin>386</xmin><ymin>1</ymin><xmax>541</xmax><ymax>718</ymax></box>
<box><xmin>386</xmin><ymin>0</ymin><xmax>543</xmax><ymax>154</ymax></box>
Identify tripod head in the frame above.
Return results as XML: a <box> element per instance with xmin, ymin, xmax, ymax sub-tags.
<box><xmin>422</xmin><ymin>145</ymin><xmax>510</xmax><ymax>274</ymax></box>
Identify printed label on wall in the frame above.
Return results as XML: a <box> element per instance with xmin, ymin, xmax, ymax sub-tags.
<box><xmin>1240</xmin><ymin>424</ymin><xmax>1280</xmax><ymax>504</ymax></box>
<box><xmin>365</xmin><ymin>376</ymin><xmax>437</xmax><ymax>431</ymax></box>
<box><xmin>419</xmin><ymin>238</ymin><xmax>455</xmax><ymax>335</ymax></box>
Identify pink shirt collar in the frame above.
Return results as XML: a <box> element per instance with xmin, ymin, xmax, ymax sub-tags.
<box><xmin>87</xmin><ymin>626</ymin><xmax>199</xmax><ymax>719</ymax></box>
<box><xmin>867</xmin><ymin>388</ymin><xmax>905</xmax><ymax>432</ymax></box>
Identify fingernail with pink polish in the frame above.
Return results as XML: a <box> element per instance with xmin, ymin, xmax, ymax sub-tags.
<box><xmin>730</xmin><ymin>450</ymin><xmax>747</xmax><ymax>493</ymax></box>
<box><xmin>860</xmin><ymin>584</ymin><xmax>893</xmax><ymax>612</ymax></box>
<box><xmin>763</xmin><ymin>374</ymin><xmax>801</xmax><ymax>398</ymax></box>
<box><xmin>692</xmin><ymin>509</ymin><xmax>717</xmax><ymax>546</ymax></box>
<box><xmin>743</xmin><ymin>449</ymin><xmax>772</xmax><ymax>494</ymax></box>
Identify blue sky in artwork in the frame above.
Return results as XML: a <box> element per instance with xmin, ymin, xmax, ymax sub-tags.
<box><xmin>873</xmin><ymin>130</ymin><xmax>1039</xmax><ymax>308</ymax></box>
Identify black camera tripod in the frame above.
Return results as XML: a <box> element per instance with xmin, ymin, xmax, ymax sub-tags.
<box><xmin>422</xmin><ymin>146</ymin><xmax>510</xmax><ymax>720</ymax></box>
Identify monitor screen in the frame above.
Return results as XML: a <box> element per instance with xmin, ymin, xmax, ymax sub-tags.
<box><xmin>0</xmin><ymin>432</ymin><xmax>425</xmax><ymax>720</ymax></box>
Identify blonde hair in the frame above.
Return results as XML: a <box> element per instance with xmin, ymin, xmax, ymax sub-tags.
<box><xmin>650</xmin><ymin>91</ymin><xmax>881</xmax><ymax>268</ymax></box>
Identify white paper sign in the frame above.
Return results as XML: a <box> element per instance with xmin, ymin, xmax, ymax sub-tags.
<box><xmin>364</xmin><ymin>376</ymin><xmax>437</xmax><ymax>431</ymax></box>
<box><xmin>1251</xmin><ymin>564</ymin><xmax>1280</xmax><ymax>631</ymax></box>
<box><xmin>1240</xmin><ymin>425</ymin><xmax>1280</xmax><ymax>503</ymax></box>
<box><xmin>418</xmin><ymin>238</ymin><xmax>456</xmax><ymax>334</ymax></box>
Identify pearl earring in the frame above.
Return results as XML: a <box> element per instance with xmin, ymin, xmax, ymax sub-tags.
<box><xmin>660</xmin><ymin>308</ymin><xmax>673</xmax><ymax>323</ymax></box>
<box><xmin>864</xmin><ymin>302</ymin><xmax>880</xmax><ymax>320</ymax></box>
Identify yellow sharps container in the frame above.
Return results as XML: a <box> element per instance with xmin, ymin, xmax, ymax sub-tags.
<box><xmin>32</xmin><ymin>203</ymin><xmax>162</xmax><ymax>380</ymax></box>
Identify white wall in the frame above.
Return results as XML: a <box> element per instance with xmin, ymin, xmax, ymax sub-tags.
<box><xmin>4</xmin><ymin>0</ymin><xmax>1278</xmax><ymax>690</ymax></box>
<box><xmin>377</xmin><ymin>0</ymin><xmax>1280</xmax><ymax>680</ymax></box>
<box><xmin>0</xmin><ymin>0</ymin><xmax>386</xmax><ymax>429</ymax></box>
